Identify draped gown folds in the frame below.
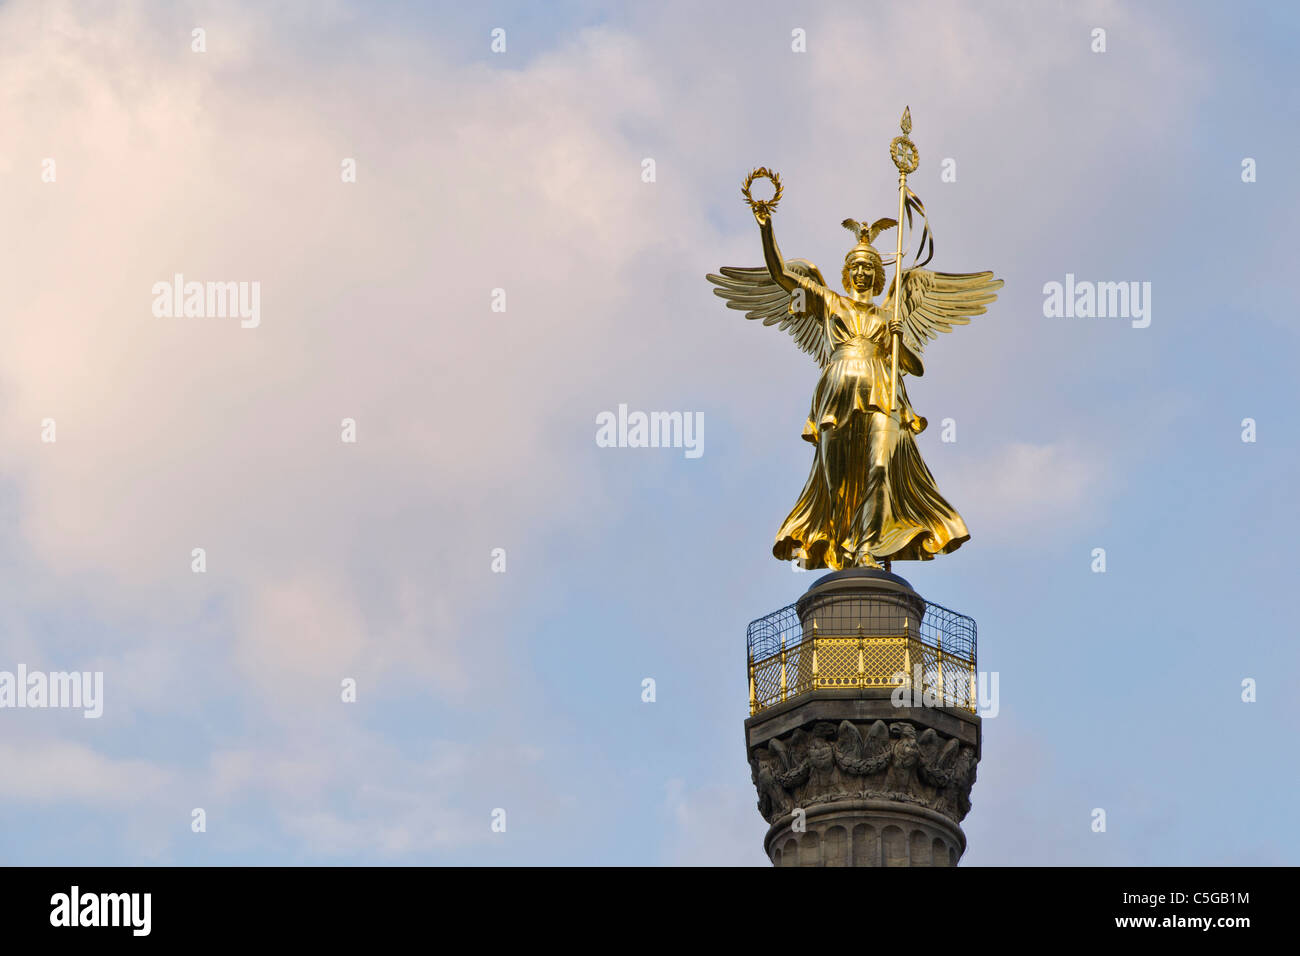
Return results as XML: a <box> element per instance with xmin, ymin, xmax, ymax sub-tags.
<box><xmin>772</xmin><ymin>275</ymin><xmax>968</xmax><ymax>570</ymax></box>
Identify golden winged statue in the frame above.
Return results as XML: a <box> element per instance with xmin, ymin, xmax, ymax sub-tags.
<box><xmin>707</xmin><ymin>126</ymin><xmax>1002</xmax><ymax>571</ymax></box>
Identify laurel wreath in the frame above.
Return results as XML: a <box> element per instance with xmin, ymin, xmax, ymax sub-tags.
<box><xmin>741</xmin><ymin>167</ymin><xmax>783</xmax><ymax>217</ymax></box>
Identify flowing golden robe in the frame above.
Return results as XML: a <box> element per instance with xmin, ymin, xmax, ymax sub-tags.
<box><xmin>774</xmin><ymin>276</ymin><xmax>968</xmax><ymax>569</ymax></box>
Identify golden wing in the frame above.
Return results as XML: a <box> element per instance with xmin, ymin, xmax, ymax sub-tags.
<box><xmin>884</xmin><ymin>268</ymin><xmax>1003</xmax><ymax>358</ymax></box>
<box><xmin>706</xmin><ymin>260</ymin><xmax>831</xmax><ymax>367</ymax></box>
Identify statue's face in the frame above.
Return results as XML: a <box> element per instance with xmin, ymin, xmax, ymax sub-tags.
<box><xmin>846</xmin><ymin>256</ymin><xmax>875</xmax><ymax>294</ymax></box>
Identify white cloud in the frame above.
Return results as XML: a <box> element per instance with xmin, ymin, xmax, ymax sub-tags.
<box><xmin>0</xmin><ymin>735</ymin><xmax>173</xmax><ymax>804</ymax></box>
<box><xmin>946</xmin><ymin>440</ymin><xmax>1110</xmax><ymax>541</ymax></box>
<box><xmin>0</xmin><ymin>0</ymin><xmax>1212</xmax><ymax>862</ymax></box>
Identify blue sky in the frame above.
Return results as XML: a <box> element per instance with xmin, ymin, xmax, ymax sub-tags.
<box><xmin>0</xmin><ymin>0</ymin><xmax>1296</xmax><ymax>865</ymax></box>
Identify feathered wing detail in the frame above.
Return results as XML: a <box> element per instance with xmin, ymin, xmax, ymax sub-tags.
<box><xmin>835</xmin><ymin>720</ymin><xmax>891</xmax><ymax>776</ymax></box>
<box><xmin>867</xmin><ymin>217</ymin><xmax>896</xmax><ymax>244</ymax></box>
<box><xmin>918</xmin><ymin>730</ymin><xmax>963</xmax><ymax>788</ymax></box>
<box><xmin>772</xmin><ymin>731</ymin><xmax>811</xmax><ymax>788</ymax></box>
<box><xmin>883</xmin><ymin>267</ymin><xmax>1004</xmax><ymax>358</ymax></box>
<box><xmin>842</xmin><ymin>217</ymin><xmax>897</xmax><ymax>245</ymax></box>
<box><xmin>769</xmin><ymin>736</ymin><xmax>793</xmax><ymax>771</ymax></box>
<box><xmin>917</xmin><ymin>727</ymin><xmax>941</xmax><ymax>764</ymax></box>
<box><xmin>864</xmin><ymin>720</ymin><xmax>890</xmax><ymax>757</ymax></box>
<box><xmin>706</xmin><ymin>259</ymin><xmax>831</xmax><ymax>367</ymax></box>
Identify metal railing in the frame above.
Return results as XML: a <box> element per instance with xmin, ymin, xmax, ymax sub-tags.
<box><xmin>746</xmin><ymin>595</ymin><xmax>978</xmax><ymax>715</ymax></box>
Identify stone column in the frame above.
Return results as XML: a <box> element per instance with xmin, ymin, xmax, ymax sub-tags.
<box><xmin>745</xmin><ymin>568</ymin><xmax>981</xmax><ymax>867</ymax></box>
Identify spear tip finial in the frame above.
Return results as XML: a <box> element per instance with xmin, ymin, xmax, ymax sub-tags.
<box><xmin>900</xmin><ymin>106</ymin><xmax>912</xmax><ymax>134</ymax></box>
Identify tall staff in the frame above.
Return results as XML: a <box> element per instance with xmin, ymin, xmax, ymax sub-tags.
<box><xmin>888</xmin><ymin>107</ymin><xmax>919</xmax><ymax>412</ymax></box>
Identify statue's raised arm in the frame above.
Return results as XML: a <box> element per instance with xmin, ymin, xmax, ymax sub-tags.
<box><xmin>706</xmin><ymin>169</ymin><xmax>834</xmax><ymax>368</ymax></box>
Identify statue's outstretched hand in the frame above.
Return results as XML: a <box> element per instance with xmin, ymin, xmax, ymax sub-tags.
<box><xmin>888</xmin><ymin>315</ymin><xmax>903</xmax><ymax>336</ymax></box>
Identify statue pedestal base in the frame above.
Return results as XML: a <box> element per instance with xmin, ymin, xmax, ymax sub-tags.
<box><xmin>745</xmin><ymin>569</ymin><xmax>981</xmax><ymax>867</ymax></box>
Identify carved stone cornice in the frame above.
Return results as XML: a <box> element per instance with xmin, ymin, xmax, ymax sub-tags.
<box><xmin>749</xmin><ymin>716</ymin><xmax>978</xmax><ymax>827</ymax></box>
